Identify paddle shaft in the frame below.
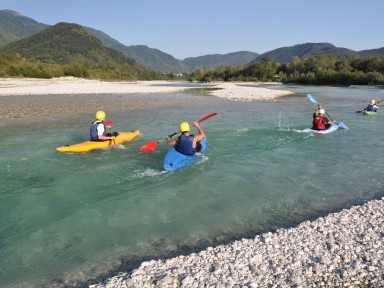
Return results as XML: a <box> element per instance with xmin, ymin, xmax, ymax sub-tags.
<box><xmin>307</xmin><ymin>94</ymin><xmax>334</xmax><ymax>120</ymax></box>
<box><xmin>158</xmin><ymin>132</ymin><xmax>178</xmax><ymax>144</ymax></box>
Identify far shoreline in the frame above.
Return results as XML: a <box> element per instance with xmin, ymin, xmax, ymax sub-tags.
<box><xmin>0</xmin><ymin>77</ymin><xmax>295</xmax><ymax>120</ymax></box>
<box><xmin>0</xmin><ymin>77</ymin><xmax>294</xmax><ymax>98</ymax></box>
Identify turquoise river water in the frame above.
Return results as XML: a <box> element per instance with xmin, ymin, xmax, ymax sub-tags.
<box><xmin>1</xmin><ymin>84</ymin><xmax>384</xmax><ymax>287</ymax></box>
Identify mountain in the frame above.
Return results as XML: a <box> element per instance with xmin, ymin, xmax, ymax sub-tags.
<box><xmin>182</xmin><ymin>51</ymin><xmax>259</xmax><ymax>70</ymax></box>
<box><xmin>253</xmin><ymin>43</ymin><xmax>360</xmax><ymax>64</ymax></box>
<box><xmin>0</xmin><ymin>10</ymin><xmax>258</xmax><ymax>73</ymax></box>
<box><xmin>1</xmin><ymin>10</ymin><xmax>384</xmax><ymax>73</ymax></box>
<box><xmin>0</xmin><ymin>10</ymin><xmax>189</xmax><ymax>73</ymax></box>
<box><xmin>358</xmin><ymin>47</ymin><xmax>384</xmax><ymax>58</ymax></box>
<box><xmin>121</xmin><ymin>45</ymin><xmax>191</xmax><ymax>74</ymax></box>
<box><xmin>0</xmin><ymin>22</ymin><xmax>159</xmax><ymax>80</ymax></box>
<box><xmin>84</xmin><ymin>27</ymin><xmax>190</xmax><ymax>73</ymax></box>
<box><xmin>0</xmin><ymin>9</ymin><xmax>48</xmax><ymax>47</ymax></box>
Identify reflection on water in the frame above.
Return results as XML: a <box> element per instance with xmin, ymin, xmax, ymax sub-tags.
<box><xmin>1</xmin><ymin>85</ymin><xmax>384</xmax><ymax>287</ymax></box>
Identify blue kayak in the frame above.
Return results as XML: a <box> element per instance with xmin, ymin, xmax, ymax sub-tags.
<box><xmin>301</xmin><ymin>122</ymin><xmax>347</xmax><ymax>134</ymax></box>
<box><xmin>162</xmin><ymin>136</ymin><xmax>207</xmax><ymax>171</ymax></box>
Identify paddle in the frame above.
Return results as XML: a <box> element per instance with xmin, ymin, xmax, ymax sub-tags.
<box><xmin>139</xmin><ymin>132</ymin><xmax>179</xmax><ymax>152</ymax></box>
<box><xmin>139</xmin><ymin>112</ymin><xmax>218</xmax><ymax>152</ymax></box>
<box><xmin>307</xmin><ymin>93</ymin><xmax>334</xmax><ymax>120</ymax></box>
<box><xmin>355</xmin><ymin>99</ymin><xmax>383</xmax><ymax>113</ymax></box>
<box><xmin>104</xmin><ymin>120</ymin><xmax>118</xmax><ymax>147</ymax></box>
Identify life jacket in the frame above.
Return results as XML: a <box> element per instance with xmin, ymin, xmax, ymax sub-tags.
<box><xmin>312</xmin><ymin>115</ymin><xmax>326</xmax><ymax>130</ymax></box>
<box><xmin>175</xmin><ymin>134</ymin><xmax>196</xmax><ymax>155</ymax></box>
<box><xmin>367</xmin><ymin>104</ymin><xmax>377</xmax><ymax>112</ymax></box>
<box><xmin>90</xmin><ymin>121</ymin><xmax>106</xmax><ymax>141</ymax></box>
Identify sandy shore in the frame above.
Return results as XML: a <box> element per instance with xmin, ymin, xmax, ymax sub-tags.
<box><xmin>0</xmin><ymin>77</ymin><xmax>189</xmax><ymax>95</ymax></box>
<box><xmin>0</xmin><ymin>77</ymin><xmax>294</xmax><ymax>99</ymax></box>
<box><xmin>0</xmin><ymin>77</ymin><xmax>294</xmax><ymax>119</ymax></box>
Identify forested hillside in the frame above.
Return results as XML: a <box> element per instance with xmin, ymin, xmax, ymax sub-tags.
<box><xmin>0</xmin><ymin>23</ymin><xmax>160</xmax><ymax>80</ymax></box>
<box><xmin>190</xmin><ymin>55</ymin><xmax>384</xmax><ymax>86</ymax></box>
<box><xmin>253</xmin><ymin>43</ymin><xmax>361</xmax><ymax>64</ymax></box>
<box><xmin>182</xmin><ymin>51</ymin><xmax>258</xmax><ymax>70</ymax></box>
<box><xmin>0</xmin><ymin>9</ymin><xmax>47</xmax><ymax>47</ymax></box>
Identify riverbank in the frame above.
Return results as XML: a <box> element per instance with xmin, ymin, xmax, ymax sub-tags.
<box><xmin>0</xmin><ymin>78</ymin><xmax>294</xmax><ymax>119</ymax></box>
<box><xmin>0</xmin><ymin>77</ymin><xmax>293</xmax><ymax>98</ymax></box>
<box><xmin>90</xmin><ymin>197</ymin><xmax>384</xmax><ymax>287</ymax></box>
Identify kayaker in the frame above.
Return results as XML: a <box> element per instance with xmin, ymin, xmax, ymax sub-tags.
<box><xmin>312</xmin><ymin>107</ymin><xmax>336</xmax><ymax>130</ymax></box>
<box><xmin>90</xmin><ymin>111</ymin><xmax>116</xmax><ymax>141</ymax></box>
<box><xmin>166</xmin><ymin>121</ymin><xmax>205</xmax><ymax>155</ymax></box>
<box><xmin>365</xmin><ymin>99</ymin><xmax>379</xmax><ymax>112</ymax></box>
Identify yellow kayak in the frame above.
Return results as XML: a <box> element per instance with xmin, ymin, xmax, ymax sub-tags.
<box><xmin>56</xmin><ymin>130</ymin><xmax>140</xmax><ymax>153</ymax></box>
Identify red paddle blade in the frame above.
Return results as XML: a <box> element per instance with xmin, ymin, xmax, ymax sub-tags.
<box><xmin>139</xmin><ymin>141</ymin><xmax>159</xmax><ymax>152</ymax></box>
<box><xmin>105</xmin><ymin>120</ymin><xmax>112</xmax><ymax>126</ymax></box>
<box><xmin>197</xmin><ymin>112</ymin><xmax>217</xmax><ymax>123</ymax></box>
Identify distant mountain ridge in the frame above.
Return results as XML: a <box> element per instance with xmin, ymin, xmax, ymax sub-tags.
<box><xmin>182</xmin><ymin>51</ymin><xmax>259</xmax><ymax>70</ymax></box>
<box><xmin>0</xmin><ymin>9</ymin><xmax>384</xmax><ymax>74</ymax></box>
<box><xmin>358</xmin><ymin>47</ymin><xmax>384</xmax><ymax>58</ymax></box>
<box><xmin>83</xmin><ymin>27</ymin><xmax>190</xmax><ymax>73</ymax></box>
<box><xmin>0</xmin><ymin>22</ymin><xmax>130</xmax><ymax>65</ymax></box>
<box><xmin>0</xmin><ymin>22</ymin><xmax>159</xmax><ymax>80</ymax></box>
<box><xmin>0</xmin><ymin>9</ymin><xmax>47</xmax><ymax>47</ymax></box>
<box><xmin>0</xmin><ymin>10</ymin><xmax>259</xmax><ymax>73</ymax></box>
<box><xmin>253</xmin><ymin>42</ymin><xmax>361</xmax><ymax>64</ymax></box>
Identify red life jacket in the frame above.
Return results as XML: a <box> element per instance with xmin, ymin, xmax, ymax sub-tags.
<box><xmin>312</xmin><ymin>115</ymin><xmax>326</xmax><ymax>130</ymax></box>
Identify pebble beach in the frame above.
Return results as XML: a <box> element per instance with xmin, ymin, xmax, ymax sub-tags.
<box><xmin>90</xmin><ymin>198</ymin><xmax>384</xmax><ymax>288</ymax></box>
<box><xmin>1</xmin><ymin>77</ymin><xmax>383</xmax><ymax>287</ymax></box>
<box><xmin>0</xmin><ymin>77</ymin><xmax>293</xmax><ymax>119</ymax></box>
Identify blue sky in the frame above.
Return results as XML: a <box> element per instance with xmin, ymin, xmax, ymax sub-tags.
<box><xmin>1</xmin><ymin>0</ymin><xmax>383</xmax><ymax>59</ymax></box>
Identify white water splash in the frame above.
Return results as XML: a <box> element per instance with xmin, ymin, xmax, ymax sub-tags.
<box><xmin>277</xmin><ymin>111</ymin><xmax>290</xmax><ymax>131</ymax></box>
<box><xmin>196</xmin><ymin>155</ymin><xmax>209</xmax><ymax>165</ymax></box>
<box><xmin>131</xmin><ymin>168</ymin><xmax>166</xmax><ymax>179</ymax></box>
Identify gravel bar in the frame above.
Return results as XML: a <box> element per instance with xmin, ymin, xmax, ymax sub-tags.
<box><xmin>90</xmin><ymin>198</ymin><xmax>384</xmax><ymax>288</ymax></box>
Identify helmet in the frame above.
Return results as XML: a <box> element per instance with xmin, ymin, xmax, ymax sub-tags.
<box><xmin>179</xmin><ymin>122</ymin><xmax>190</xmax><ymax>133</ymax></box>
<box><xmin>318</xmin><ymin>109</ymin><xmax>325</xmax><ymax>115</ymax></box>
<box><xmin>370</xmin><ymin>99</ymin><xmax>376</xmax><ymax>104</ymax></box>
<box><xmin>95</xmin><ymin>111</ymin><xmax>106</xmax><ymax>121</ymax></box>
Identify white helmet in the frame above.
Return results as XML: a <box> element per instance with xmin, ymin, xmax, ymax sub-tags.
<box><xmin>318</xmin><ymin>109</ymin><xmax>325</xmax><ymax>115</ymax></box>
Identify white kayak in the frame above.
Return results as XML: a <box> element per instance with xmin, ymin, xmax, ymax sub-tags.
<box><xmin>300</xmin><ymin>122</ymin><xmax>347</xmax><ymax>134</ymax></box>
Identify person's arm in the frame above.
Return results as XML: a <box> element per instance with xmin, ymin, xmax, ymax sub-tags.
<box><xmin>97</xmin><ymin>124</ymin><xmax>115</xmax><ymax>140</ymax></box>
<box><xmin>323</xmin><ymin>117</ymin><xmax>336</xmax><ymax>125</ymax></box>
<box><xmin>166</xmin><ymin>135</ymin><xmax>179</xmax><ymax>146</ymax></box>
<box><xmin>324</xmin><ymin>117</ymin><xmax>337</xmax><ymax>125</ymax></box>
<box><xmin>192</xmin><ymin>122</ymin><xmax>205</xmax><ymax>144</ymax></box>
<box><xmin>98</xmin><ymin>134</ymin><xmax>115</xmax><ymax>140</ymax></box>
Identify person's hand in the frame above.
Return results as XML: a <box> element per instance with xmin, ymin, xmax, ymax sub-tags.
<box><xmin>110</xmin><ymin>136</ymin><xmax>115</xmax><ymax>140</ymax></box>
<box><xmin>193</xmin><ymin>121</ymin><xmax>200</xmax><ymax>127</ymax></box>
<box><xmin>106</xmin><ymin>125</ymin><xmax>112</xmax><ymax>129</ymax></box>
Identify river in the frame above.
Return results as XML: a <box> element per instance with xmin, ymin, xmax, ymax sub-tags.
<box><xmin>1</xmin><ymin>84</ymin><xmax>383</xmax><ymax>287</ymax></box>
